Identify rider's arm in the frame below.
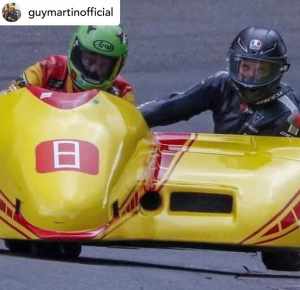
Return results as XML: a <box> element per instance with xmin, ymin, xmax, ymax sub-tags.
<box><xmin>4</xmin><ymin>62</ymin><xmax>43</xmax><ymax>93</ymax></box>
<box><xmin>22</xmin><ymin>62</ymin><xmax>43</xmax><ymax>86</ymax></box>
<box><xmin>139</xmin><ymin>72</ymin><xmax>227</xmax><ymax>127</ymax></box>
<box><xmin>113</xmin><ymin>75</ymin><xmax>136</xmax><ymax>104</ymax></box>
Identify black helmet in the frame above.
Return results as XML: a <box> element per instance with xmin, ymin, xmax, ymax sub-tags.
<box><xmin>228</xmin><ymin>27</ymin><xmax>290</xmax><ymax>104</ymax></box>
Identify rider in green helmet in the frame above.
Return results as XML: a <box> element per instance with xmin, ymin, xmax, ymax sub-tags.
<box><xmin>68</xmin><ymin>25</ymin><xmax>128</xmax><ymax>91</ymax></box>
<box><xmin>6</xmin><ymin>25</ymin><xmax>135</xmax><ymax>103</ymax></box>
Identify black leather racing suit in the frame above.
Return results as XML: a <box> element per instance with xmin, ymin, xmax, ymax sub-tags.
<box><xmin>140</xmin><ymin>71</ymin><xmax>300</xmax><ymax>136</ymax></box>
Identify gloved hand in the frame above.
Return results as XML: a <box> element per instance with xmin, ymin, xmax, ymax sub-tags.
<box><xmin>275</xmin><ymin>113</ymin><xmax>300</xmax><ymax>137</ymax></box>
<box><xmin>7</xmin><ymin>80</ymin><xmax>19</xmax><ymax>92</ymax></box>
<box><xmin>0</xmin><ymin>90</ymin><xmax>8</xmax><ymax>96</ymax></box>
<box><xmin>285</xmin><ymin>113</ymin><xmax>300</xmax><ymax>136</ymax></box>
<box><xmin>0</xmin><ymin>77</ymin><xmax>26</xmax><ymax>96</ymax></box>
<box><xmin>0</xmin><ymin>82</ymin><xmax>17</xmax><ymax>97</ymax></box>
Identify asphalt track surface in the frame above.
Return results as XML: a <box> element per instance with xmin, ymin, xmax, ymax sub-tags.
<box><xmin>1</xmin><ymin>1</ymin><xmax>300</xmax><ymax>289</ymax></box>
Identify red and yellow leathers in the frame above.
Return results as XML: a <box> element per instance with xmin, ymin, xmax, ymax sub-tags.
<box><xmin>8</xmin><ymin>55</ymin><xmax>135</xmax><ymax>104</ymax></box>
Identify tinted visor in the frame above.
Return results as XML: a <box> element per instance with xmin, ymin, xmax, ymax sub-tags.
<box><xmin>71</xmin><ymin>42</ymin><xmax>117</xmax><ymax>84</ymax></box>
<box><xmin>230</xmin><ymin>56</ymin><xmax>283</xmax><ymax>87</ymax></box>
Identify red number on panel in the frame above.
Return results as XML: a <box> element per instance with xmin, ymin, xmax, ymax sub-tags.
<box><xmin>36</xmin><ymin>140</ymin><xmax>99</xmax><ymax>175</ymax></box>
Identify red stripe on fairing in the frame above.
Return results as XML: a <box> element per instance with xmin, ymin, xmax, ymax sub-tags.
<box><xmin>294</xmin><ymin>202</ymin><xmax>300</xmax><ymax>218</ymax></box>
<box><xmin>152</xmin><ymin>152</ymin><xmax>162</xmax><ymax>184</ymax></box>
<box><xmin>0</xmin><ymin>216</ymin><xmax>31</xmax><ymax>239</ymax></box>
<box><xmin>0</xmin><ymin>190</ymin><xmax>34</xmax><ymax>238</ymax></box>
<box><xmin>14</xmin><ymin>213</ymin><xmax>108</xmax><ymax>240</ymax></box>
<box><xmin>119</xmin><ymin>187</ymin><xmax>140</xmax><ymax>211</ymax></box>
<box><xmin>263</xmin><ymin>224</ymin><xmax>280</xmax><ymax>236</ymax></box>
<box><xmin>281</xmin><ymin>212</ymin><xmax>296</xmax><ymax>230</ymax></box>
<box><xmin>157</xmin><ymin>137</ymin><xmax>196</xmax><ymax>192</ymax></box>
<box><xmin>160</xmin><ymin>152</ymin><xmax>176</xmax><ymax>169</ymax></box>
<box><xmin>148</xmin><ymin>133</ymin><xmax>196</xmax><ymax>192</ymax></box>
<box><xmin>0</xmin><ymin>199</ymin><xmax>5</xmax><ymax>212</ymax></box>
<box><xmin>0</xmin><ymin>190</ymin><xmax>15</xmax><ymax>207</ymax></box>
<box><xmin>27</xmin><ymin>85</ymin><xmax>98</xmax><ymax>110</ymax></box>
<box><xmin>254</xmin><ymin>225</ymin><xmax>299</xmax><ymax>246</ymax></box>
<box><xmin>6</xmin><ymin>208</ymin><xmax>13</xmax><ymax>218</ymax></box>
<box><xmin>158</xmin><ymin>153</ymin><xmax>176</xmax><ymax>180</ymax></box>
<box><xmin>240</xmin><ymin>189</ymin><xmax>300</xmax><ymax>244</ymax></box>
<box><xmin>154</xmin><ymin>132</ymin><xmax>194</xmax><ymax>148</ymax></box>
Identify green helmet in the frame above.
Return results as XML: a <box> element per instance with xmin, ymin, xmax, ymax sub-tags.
<box><xmin>68</xmin><ymin>25</ymin><xmax>128</xmax><ymax>90</ymax></box>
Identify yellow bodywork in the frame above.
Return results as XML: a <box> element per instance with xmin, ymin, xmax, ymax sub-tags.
<box><xmin>108</xmin><ymin>134</ymin><xmax>300</xmax><ymax>249</ymax></box>
<box><xmin>0</xmin><ymin>87</ymin><xmax>300</xmax><ymax>249</ymax></box>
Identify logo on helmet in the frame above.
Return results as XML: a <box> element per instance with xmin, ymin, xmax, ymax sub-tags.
<box><xmin>249</xmin><ymin>39</ymin><xmax>262</xmax><ymax>51</ymax></box>
<box><xmin>93</xmin><ymin>40</ymin><xmax>114</xmax><ymax>52</ymax></box>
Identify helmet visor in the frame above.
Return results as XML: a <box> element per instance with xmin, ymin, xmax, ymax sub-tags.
<box><xmin>230</xmin><ymin>56</ymin><xmax>283</xmax><ymax>87</ymax></box>
<box><xmin>71</xmin><ymin>42</ymin><xmax>117</xmax><ymax>85</ymax></box>
<box><xmin>80</xmin><ymin>50</ymin><xmax>116</xmax><ymax>83</ymax></box>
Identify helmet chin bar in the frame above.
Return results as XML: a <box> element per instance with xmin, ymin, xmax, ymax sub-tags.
<box><xmin>234</xmin><ymin>78</ymin><xmax>282</xmax><ymax>105</ymax></box>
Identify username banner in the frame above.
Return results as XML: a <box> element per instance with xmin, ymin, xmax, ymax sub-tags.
<box><xmin>0</xmin><ymin>0</ymin><xmax>120</xmax><ymax>25</ymax></box>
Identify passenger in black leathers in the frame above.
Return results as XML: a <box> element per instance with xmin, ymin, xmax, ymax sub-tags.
<box><xmin>140</xmin><ymin>27</ymin><xmax>300</xmax><ymax>137</ymax></box>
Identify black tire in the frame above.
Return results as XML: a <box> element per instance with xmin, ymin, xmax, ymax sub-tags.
<box><xmin>5</xmin><ymin>240</ymin><xmax>81</xmax><ymax>259</ymax></box>
<box><xmin>261</xmin><ymin>250</ymin><xmax>300</xmax><ymax>271</ymax></box>
<box><xmin>30</xmin><ymin>242</ymin><xmax>58</xmax><ymax>258</ymax></box>
<box><xmin>57</xmin><ymin>243</ymin><xmax>82</xmax><ymax>259</ymax></box>
<box><xmin>31</xmin><ymin>242</ymin><xmax>81</xmax><ymax>259</ymax></box>
<box><xmin>4</xmin><ymin>240</ymin><xmax>31</xmax><ymax>254</ymax></box>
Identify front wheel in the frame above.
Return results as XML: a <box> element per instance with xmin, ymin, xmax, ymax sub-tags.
<box><xmin>261</xmin><ymin>250</ymin><xmax>300</xmax><ymax>271</ymax></box>
<box><xmin>31</xmin><ymin>242</ymin><xmax>82</xmax><ymax>259</ymax></box>
<box><xmin>57</xmin><ymin>243</ymin><xmax>82</xmax><ymax>259</ymax></box>
<box><xmin>5</xmin><ymin>240</ymin><xmax>81</xmax><ymax>259</ymax></box>
<box><xmin>4</xmin><ymin>240</ymin><xmax>31</xmax><ymax>254</ymax></box>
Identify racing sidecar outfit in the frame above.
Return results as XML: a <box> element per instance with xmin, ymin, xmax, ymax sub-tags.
<box><xmin>140</xmin><ymin>71</ymin><xmax>300</xmax><ymax>136</ymax></box>
<box><xmin>12</xmin><ymin>55</ymin><xmax>135</xmax><ymax>103</ymax></box>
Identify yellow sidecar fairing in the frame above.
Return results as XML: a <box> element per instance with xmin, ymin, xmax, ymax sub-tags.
<box><xmin>0</xmin><ymin>86</ymin><xmax>300</xmax><ymax>250</ymax></box>
<box><xmin>105</xmin><ymin>133</ymin><xmax>300</xmax><ymax>249</ymax></box>
<box><xmin>0</xmin><ymin>86</ymin><xmax>152</xmax><ymax>240</ymax></box>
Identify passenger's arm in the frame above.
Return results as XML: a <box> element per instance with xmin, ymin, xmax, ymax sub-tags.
<box><xmin>139</xmin><ymin>73</ymin><xmax>224</xmax><ymax>127</ymax></box>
